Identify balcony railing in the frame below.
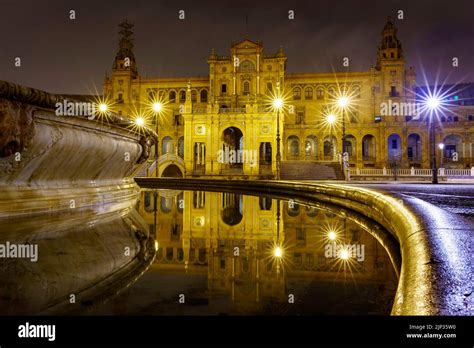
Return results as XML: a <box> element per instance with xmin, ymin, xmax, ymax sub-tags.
<box><xmin>219</xmin><ymin>107</ymin><xmax>246</xmax><ymax>114</ymax></box>
<box><xmin>350</xmin><ymin>167</ymin><xmax>474</xmax><ymax>177</ymax></box>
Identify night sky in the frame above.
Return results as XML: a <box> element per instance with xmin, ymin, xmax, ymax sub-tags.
<box><xmin>0</xmin><ymin>0</ymin><xmax>473</xmax><ymax>94</ymax></box>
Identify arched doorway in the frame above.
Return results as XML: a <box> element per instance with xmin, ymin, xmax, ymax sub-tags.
<box><xmin>221</xmin><ymin>127</ymin><xmax>244</xmax><ymax>174</ymax></box>
<box><xmin>387</xmin><ymin>133</ymin><xmax>402</xmax><ymax>163</ymax></box>
<box><xmin>287</xmin><ymin>136</ymin><xmax>300</xmax><ymax>160</ymax></box>
<box><xmin>305</xmin><ymin>135</ymin><xmax>317</xmax><ymax>160</ymax></box>
<box><xmin>162</xmin><ymin>164</ymin><xmax>183</xmax><ymax>177</ymax></box>
<box><xmin>362</xmin><ymin>134</ymin><xmax>376</xmax><ymax>163</ymax></box>
<box><xmin>221</xmin><ymin>193</ymin><xmax>243</xmax><ymax>226</ymax></box>
<box><xmin>344</xmin><ymin>135</ymin><xmax>356</xmax><ymax>163</ymax></box>
<box><xmin>323</xmin><ymin>135</ymin><xmax>337</xmax><ymax>161</ymax></box>
<box><xmin>407</xmin><ymin>133</ymin><xmax>422</xmax><ymax>163</ymax></box>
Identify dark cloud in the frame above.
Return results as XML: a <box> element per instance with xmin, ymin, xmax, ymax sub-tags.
<box><xmin>0</xmin><ymin>0</ymin><xmax>472</xmax><ymax>94</ymax></box>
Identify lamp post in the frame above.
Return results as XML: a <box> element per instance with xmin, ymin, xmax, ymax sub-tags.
<box><xmin>152</xmin><ymin>102</ymin><xmax>163</xmax><ymax>177</ymax></box>
<box><xmin>273</xmin><ymin>97</ymin><xmax>284</xmax><ymax>180</ymax></box>
<box><xmin>274</xmin><ymin>199</ymin><xmax>282</xmax><ymax>275</ymax></box>
<box><xmin>426</xmin><ymin>97</ymin><xmax>441</xmax><ymax>184</ymax></box>
<box><xmin>337</xmin><ymin>96</ymin><xmax>350</xmax><ymax>180</ymax></box>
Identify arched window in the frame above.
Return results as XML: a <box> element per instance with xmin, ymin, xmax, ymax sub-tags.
<box><xmin>191</xmin><ymin>90</ymin><xmax>197</xmax><ymax>102</ymax></box>
<box><xmin>239</xmin><ymin>60</ymin><xmax>255</xmax><ymax>72</ymax></box>
<box><xmin>304</xmin><ymin>87</ymin><xmax>313</xmax><ymax>100</ymax></box>
<box><xmin>287</xmin><ymin>136</ymin><xmax>300</xmax><ymax>158</ymax></box>
<box><xmin>161</xmin><ymin>197</ymin><xmax>172</xmax><ymax>213</ymax></box>
<box><xmin>316</xmin><ymin>88</ymin><xmax>324</xmax><ymax>100</ymax></box>
<box><xmin>179</xmin><ymin>90</ymin><xmax>186</xmax><ymax>103</ymax></box>
<box><xmin>354</xmin><ymin>86</ymin><xmax>361</xmax><ymax>98</ymax></box>
<box><xmin>328</xmin><ymin>87</ymin><xmax>336</xmax><ymax>99</ymax></box>
<box><xmin>293</xmin><ymin>87</ymin><xmax>301</xmax><ymax>100</ymax></box>
<box><xmin>200</xmin><ymin>90</ymin><xmax>208</xmax><ymax>103</ymax></box>
<box><xmin>243</xmin><ymin>81</ymin><xmax>250</xmax><ymax>95</ymax></box>
<box><xmin>169</xmin><ymin>91</ymin><xmax>176</xmax><ymax>102</ymax></box>
<box><xmin>148</xmin><ymin>90</ymin><xmax>156</xmax><ymax>101</ymax></box>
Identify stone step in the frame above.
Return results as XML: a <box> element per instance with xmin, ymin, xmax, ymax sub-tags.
<box><xmin>281</xmin><ymin>161</ymin><xmax>344</xmax><ymax>180</ymax></box>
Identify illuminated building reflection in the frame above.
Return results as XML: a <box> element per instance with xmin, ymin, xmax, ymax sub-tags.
<box><xmin>134</xmin><ymin>190</ymin><xmax>398</xmax><ymax>315</ymax></box>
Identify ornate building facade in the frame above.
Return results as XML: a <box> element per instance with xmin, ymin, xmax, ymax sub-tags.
<box><xmin>103</xmin><ymin>19</ymin><xmax>474</xmax><ymax>179</ymax></box>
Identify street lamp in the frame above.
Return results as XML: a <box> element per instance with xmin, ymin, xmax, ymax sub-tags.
<box><xmin>327</xmin><ymin>114</ymin><xmax>336</xmax><ymax>125</ymax></box>
<box><xmin>151</xmin><ymin>102</ymin><xmax>163</xmax><ymax>177</ymax></box>
<box><xmin>337</xmin><ymin>96</ymin><xmax>351</xmax><ymax>180</ymax></box>
<box><xmin>328</xmin><ymin>231</ymin><xmax>336</xmax><ymax>241</ymax></box>
<box><xmin>98</xmin><ymin>103</ymin><xmax>108</xmax><ymax>114</ymax></box>
<box><xmin>273</xmin><ymin>97</ymin><xmax>284</xmax><ymax>180</ymax></box>
<box><xmin>425</xmin><ymin>96</ymin><xmax>441</xmax><ymax>184</ymax></box>
<box><xmin>273</xmin><ymin>246</ymin><xmax>282</xmax><ymax>258</ymax></box>
<box><xmin>135</xmin><ymin>116</ymin><xmax>145</xmax><ymax>127</ymax></box>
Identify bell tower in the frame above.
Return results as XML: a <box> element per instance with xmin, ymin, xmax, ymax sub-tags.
<box><xmin>113</xmin><ymin>20</ymin><xmax>138</xmax><ymax>77</ymax></box>
<box><xmin>376</xmin><ymin>16</ymin><xmax>403</xmax><ymax>69</ymax></box>
<box><xmin>376</xmin><ymin>16</ymin><xmax>406</xmax><ymax>98</ymax></box>
<box><xmin>104</xmin><ymin>20</ymin><xmax>140</xmax><ymax>115</ymax></box>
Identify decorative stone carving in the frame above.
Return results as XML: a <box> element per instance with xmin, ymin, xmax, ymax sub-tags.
<box><xmin>137</xmin><ymin>135</ymin><xmax>152</xmax><ymax>164</ymax></box>
<box><xmin>0</xmin><ymin>99</ymin><xmax>35</xmax><ymax>157</ymax></box>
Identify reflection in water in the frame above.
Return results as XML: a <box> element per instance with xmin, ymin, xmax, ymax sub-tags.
<box><xmin>0</xmin><ymin>189</ymin><xmax>398</xmax><ymax>315</ymax></box>
<box><xmin>0</xmin><ymin>208</ymin><xmax>154</xmax><ymax>315</ymax></box>
<box><xmin>88</xmin><ymin>190</ymin><xmax>399</xmax><ymax>315</ymax></box>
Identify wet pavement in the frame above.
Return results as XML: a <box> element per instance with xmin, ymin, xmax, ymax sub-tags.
<box><xmin>346</xmin><ymin>183</ymin><xmax>474</xmax><ymax>224</ymax></box>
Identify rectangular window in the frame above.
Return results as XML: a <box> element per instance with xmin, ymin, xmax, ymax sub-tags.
<box><xmin>174</xmin><ymin>114</ymin><xmax>181</xmax><ymax>126</ymax></box>
<box><xmin>390</xmin><ymin>86</ymin><xmax>397</xmax><ymax>97</ymax></box>
<box><xmin>392</xmin><ymin>139</ymin><xmax>398</xmax><ymax>149</ymax></box>
<box><xmin>193</xmin><ymin>191</ymin><xmax>205</xmax><ymax>208</ymax></box>
<box><xmin>221</xmin><ymin>84</ymin><xmax>227</xmax><ymax>94</ymax></box>
<box><xmin>296</xmin><ymin>112</ymin><xmax>304</xmax><ymax>124</ymax></box>
<box><xmin>296</xmin><ymin>228</ymin><xmax>305</xmax><ymax>241</ymax></box>
<box><xmin>266</xmin><ymin>83</ymin><xmax>273</xmax><ymax>94</ymax></box>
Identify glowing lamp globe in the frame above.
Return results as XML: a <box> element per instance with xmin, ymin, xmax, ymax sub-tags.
<box><xmin>340</xmin><ymin>249</ymin><xmax>350</xmax><ymax>260</ymax></box>
<box><xmin>152</xmin><ymin>102</ymin><xmax>162</xmax><ymax>113</ymax></box>
<box><xmin>327</xmin><ymin>114</ymin><xmax>336</xmax><ymax>124</ymax></box>
<box><xmin>98</xmin><ymin>103</ymin><xmax>108</xmax><ymax>113</ymax></box>
<box><xmin>426</xmin><ymin>97</ymin><xmax>440</xmax><ymax>110</ymax></box>
<box><xmin>273</xmin><ymin>98</ymin><xmax>284</xmax><ymax>109</ymax></box>
<box><xmin>135</xmin><ymin>117</ymin><xmax>145</xmax><ymax>127</ymax></box>
<box><xmin>337</xmin><ymin>96</ymin><xmax>350</xmax><ymax>108</ymax></box>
